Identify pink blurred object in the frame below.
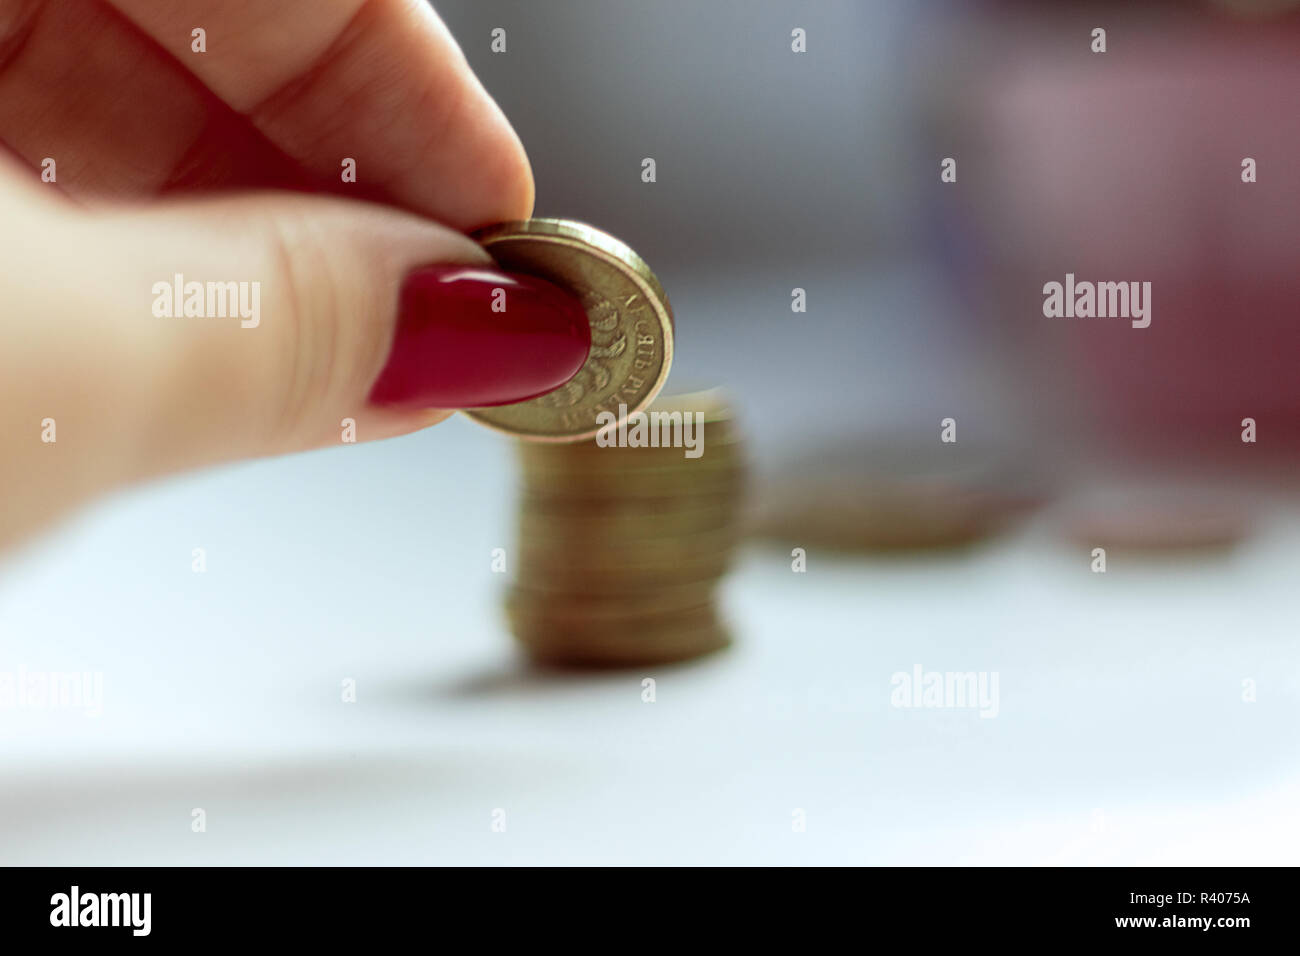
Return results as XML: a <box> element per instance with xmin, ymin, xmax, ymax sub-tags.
<box><xmin>962</xmin><ymin>11</ymin><xmax>1300</xmax><ymax>471</ymax></box>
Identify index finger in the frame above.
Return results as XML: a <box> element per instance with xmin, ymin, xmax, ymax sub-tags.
<box><xmin>107</xmin><ymin>0</ymin><xmax>534</xmax><ymax>230</ymax></box>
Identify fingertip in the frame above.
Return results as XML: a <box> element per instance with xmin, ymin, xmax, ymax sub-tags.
<box><xmin>446</xmin><ymin>69</ymin><xmax>536</xmax><ymax>229</ymax></box>
<box><xmin>499</xmin><ymin>122</ymin><xmax>536</xmax><ymax>222</ymax></box>
<box><xmin>504</xmin><ymin>146</ymin><xmax>536</xmax><ymax>223</ymax></box>
<box><xmin>335</xmin><ymin>407</ymin><xmax>456</xmax><ymax>447</ymax></box>
<box><xmin>471</xmin><ymin>139</ymin><xmax>534</xmax><ymax>229</ymax></box>
<box><xmin>400</xmin><ymin>0</ymin><xmax>536</xmax><ymax>228</ymax></box>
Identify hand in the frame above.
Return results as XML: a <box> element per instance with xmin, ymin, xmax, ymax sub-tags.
<box><xmin>0</xmin><ymin>0</ymin><xmax>537</xmax><ymax>547</ymax></box>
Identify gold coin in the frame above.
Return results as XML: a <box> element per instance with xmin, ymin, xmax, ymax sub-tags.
<box><xmin>518</xmin><ymin>506</ymin><xmax>736</xmax><ymax>539</ymax></box>
<box><xmin>1059</xmin><ymin>486</ymin><xmax>1249</xmax><ymax>553</ymax></box>
<box><xmin>513</xmin><ymin>551</ymin><xmax>736</xmax><ymax>592</ymax></box>
<box><xmin>463</xmin><ymin>219</ymin><xmax>674</xmax><ymax>443</ymax></box>
<box><xmin>514</xmin><ymin>534</ymin><xmax>741</xmax><ymax>569</ymax></box>
<box><xmin>508</xmin><ymin>604</ymin><xmax>717</xmax><ymax>640</ymax></box>
<box><xmin>517</xmin><ymin>488</ymin><xmax>740</xmax><ymax>511</ymax></box>
<box><xmin>503</xmin><ymin>388</ymin><xmax>744</xmax><ymax>667</ymax></box>
<box><xmin>516</xmin><ymin>443</ymin><xmax>742</xmax><ymax>474</ymax></box>
<box><xmin>508</xmin><ymin>602</ymin><xmax>731</xmax><ymax>668</ymax></box>
<box><xmin>519</xmin><ymin>418</ymin><xmax>740</xmax><ymax>448</ymax></box>
<box><xmin>514</xmin><ymin>399</ymin><xmax>739</xmax><ymax>460</ymax></box>
<box><xmin>515</xmin><ymin>626</ymin><xmax>731</xmax><ymax>669</ymax></box>
<box><xmin>519</xmin><ymin>471</ymin><xmax>743</xmax><ymax>500</ymax></box>
<box><xmin>747</xmin><ymin>434</ymin><xmax>1039</xmax><ymax>552</ymax></box>
<box><xmin>506</xmin><ymin>582</ymin><xmax>716</xmax><ymax>620</ymax></box>
<box><xmin>518</xmin><ymin>446</ymin><xmax>742</xmax><ymax>470</ymax></box>
<box><xmin>517</xmin><ymin>499</ymin><xmax>743</xmax><ymax>535</ymax></box>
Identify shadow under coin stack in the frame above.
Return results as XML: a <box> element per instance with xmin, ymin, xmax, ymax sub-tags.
<box><xmin>506</xmin><ymin>391</ymin><xmax>744</xmax><ymax>667</ymax></box>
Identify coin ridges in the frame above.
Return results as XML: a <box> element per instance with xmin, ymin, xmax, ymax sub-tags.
<box><xmin>504</xmin><ymin>390</ymin><xmax>744</xmax><ymax>667</ymax></box>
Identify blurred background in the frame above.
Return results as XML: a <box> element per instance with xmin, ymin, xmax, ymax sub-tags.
<box><xmin>2</xmin><ymin>0</ymin><xmax>1299</xmax><ymax>864</ymax></box>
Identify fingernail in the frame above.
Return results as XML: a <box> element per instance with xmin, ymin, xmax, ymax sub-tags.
<box><xmin>368</xmin><ymin>265</ymin><xmax>591</xmax><ymax>409</ymax></box>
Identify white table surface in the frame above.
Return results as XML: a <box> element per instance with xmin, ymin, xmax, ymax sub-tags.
<box><xmin>2</xmin><ymin>408</ymin><xmax>1298</xmax><ymax>866</ymax></box>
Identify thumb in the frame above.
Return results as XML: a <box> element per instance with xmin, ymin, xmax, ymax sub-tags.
<box><xmin>3</xmin><ymin>188</ymin><xmax>589</xmax><ymax>520</ymax></box>
<box><xmin>109</xmin><ymin>193</ymin><xmax>486</xmax><ymax>467</ymax></box>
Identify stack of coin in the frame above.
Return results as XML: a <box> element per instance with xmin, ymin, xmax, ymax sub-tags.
<box><xmin>506</xmin><ymin>390</ymin><xmax>744</xmax><ymax>667</ymax></box>
<box><xmin>748</xmin><ymin>433</ymin><xmax>1043</xmax><ymax>552</ymax></box>
<box><xmin>1058</xmin><ymin>482</ymin><xmax>1251</xmax><ymax>554</ymax></box>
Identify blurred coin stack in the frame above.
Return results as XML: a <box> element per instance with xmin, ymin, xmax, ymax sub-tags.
<box><xmin>750</xmin><ymin>434</ymin><xmax>1041</xmax><ymax>552</ymax></box>
<box><xmin>506</xmin><ymin>391</ymin><xmax>744</xmax><ymax>667</ymax></box>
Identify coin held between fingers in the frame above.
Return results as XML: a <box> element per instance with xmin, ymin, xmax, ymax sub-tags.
<box><xmin>464</xmin><ymin>219</ymin><xmax>675</xmax><ymax>443</ymax></box>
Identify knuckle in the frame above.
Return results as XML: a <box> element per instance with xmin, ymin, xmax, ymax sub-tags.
<box><xmin>261</xmin><ymin>208</ymin><xmax>342</xmax><ymax>446</ymax></box>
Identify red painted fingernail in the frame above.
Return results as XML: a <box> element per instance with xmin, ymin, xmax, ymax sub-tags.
<box><xmin>368</xmin><ymin>265</ymin><xmax>591</xmax><ymax>409</ymax></box>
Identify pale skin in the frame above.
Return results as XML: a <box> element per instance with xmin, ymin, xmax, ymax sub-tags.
<box><xmin>0</xmin><ymin>0</ymin><xmax>533</xmax><ymax>547</ymax></box>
